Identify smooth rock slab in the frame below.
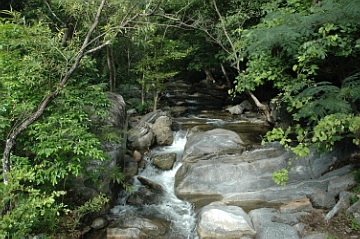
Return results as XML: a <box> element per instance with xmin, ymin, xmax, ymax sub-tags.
<box><xmin>196</xmin><ymin>205</ymin><xmax>256</xmax><ymax>239</ymax></box>
<box><xmin>182</xmin><ymin>128</ymin><xmax>244</xmax><ymax>161</ymax></box>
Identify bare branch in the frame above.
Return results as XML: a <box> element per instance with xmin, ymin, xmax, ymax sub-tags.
<box><xmin>85</xmin><ymin>40</ymin><xmax>111</xmax><ymax>55</ymax></box>
<box><xmin>44</xmin><ymin>0</ymin><xmax>65</xmax><ymax>25</ymax></box>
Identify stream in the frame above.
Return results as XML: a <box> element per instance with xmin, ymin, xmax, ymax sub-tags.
<box><xmin>110</xmin><ymin>129</ymin><xmax>198</xmax><ymax>238</ymax></box>
<box><xmin>109</xmin><ymin>110</ymin><xmax>270</xmax><ymax>238</ymax></box>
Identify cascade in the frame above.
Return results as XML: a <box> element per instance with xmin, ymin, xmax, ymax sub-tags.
<box><xmin>110</xmin><ymin>130</ymin><xmax>198</xmax><ymax>238</ymax></box>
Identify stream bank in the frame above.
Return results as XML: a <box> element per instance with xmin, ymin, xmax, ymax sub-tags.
<box><xmin>84</xmin><ymin>79</ymin><xmax>360</xmax><ymax>238</ymax></box>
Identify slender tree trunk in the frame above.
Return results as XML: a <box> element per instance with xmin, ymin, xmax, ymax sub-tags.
<box><xmin>153</xmin><ymin>88</ymin><xmax>159</xmax><ymax>112</ymax></box>
<box><xmin>220</xmin><ymin>63</ymin><xmax>232</xmax><ymax>88</ymax></box>
<box><xmin>212</xmin><ymin>0</ymin><xmax>272</xmax><ymax>123</ymax></box>
<box><xmin>204</xmin><ymin>68</ymin><xmax>215</xmax><ymax>84</ymax></box>
<box><xmin>1</xmin><ymin>0</ymin><xmax>108</xmax><ymax>184</ymax></box>
<box><xmin>107</xmin><ymin>45</ymin><xmax>117</xmax><ymax>92</ymax></box>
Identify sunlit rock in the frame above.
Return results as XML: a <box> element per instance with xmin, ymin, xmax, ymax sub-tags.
<box><xmin>196</xmin><ymin>205</ymin><xmax>256</xmax><ymax>239</ymax></box>
<box><xmin>151</xmin><ymin>116</ymin><xmax>174</xmax><ymax>145</ymax></box>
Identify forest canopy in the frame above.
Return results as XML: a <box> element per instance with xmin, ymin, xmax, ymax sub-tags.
<box><xmin>1</xmin><ymin>0</ymin><xmax>359</xmax><ymax>237</ymax></box>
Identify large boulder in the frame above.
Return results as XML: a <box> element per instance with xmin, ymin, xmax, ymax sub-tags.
<box><xmin>175</xmin><ymin>128</ymin><xmax>357</xmax><ymax>210</ymax></box>
<box><xmin>182</xmin><ymin>128</ymin><xmax>245</xmax><ymax>161</ymax></box>
<box><xmin>151</xmin><ymin>116</ymin><xmax>174</xmax><ymax>145</ymax></box>
<box><xmin>196</xmin><ymin>205</ymin><xmax>256</xmax><ymax>239</ymax></box>
<box><xmin>128</xmin><ymin>122</ymin><xmax>155</xmax><ymax>150</ymax></box>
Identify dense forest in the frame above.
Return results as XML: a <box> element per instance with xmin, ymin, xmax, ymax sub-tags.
<box><xmin>1</xmin><ymin>0</ymin><xmax>360</xmax><ymax>237</ymax></box>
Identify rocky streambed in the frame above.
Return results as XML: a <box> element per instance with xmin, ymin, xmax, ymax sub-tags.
<box><xmin>84</xmin><ymin>107</ymin><xmax>359</xmax><ymax>239</ymax></box>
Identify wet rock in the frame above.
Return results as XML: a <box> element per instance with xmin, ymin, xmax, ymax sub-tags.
<box><xmin>91</xmin><ymin>217</ymin><xmax>108</xmax><ymax>229</ymax></box>
<box><xmin>151</xmin><ymin>116</ymin><xmax>174</xmax><ymax>145</ymax></box>
<box><xmin>123</xmin><ymin>155</ymin><xmax>138</xmax><ymax>179</ymax></box>
<box><xmin>153</xmin><ymin>153</ymin><xmax>177</xmax><ymax>170</ymax></box>
<box><xmin>137</xmin><ymin>176</ymin><xmax>164</xmax><ymax>192</ymax></box>
<box><xmin>107</xmin><ymin>215</ymin><xmax>170</xmax><ymax>239</ymax></box>
<box><xmin>127</xmin><ymin>186</ymin><xmax>165</xmax><ymax>206</ymax></box>
<box><xmin>196</xmin><ymin>205</ymin><xmax>256</xmax><ymax>239</ymax></box>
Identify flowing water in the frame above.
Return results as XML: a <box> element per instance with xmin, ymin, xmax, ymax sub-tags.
<box><xmin>110</xmin><ymin>130</ymin><xmax>198</xmax><ymax>238</ymax></box>
<box><xmin>109</xmin><ymin>108</ymin><xmax>270</xmax><ymax>238</ymax></box>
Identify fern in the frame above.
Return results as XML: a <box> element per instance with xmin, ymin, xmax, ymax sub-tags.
<box><xmin>341</xmin><ymin>73</ymin><xmax>360</xmax><ymax>101</ymax></box>
<box><xmin>294</xmin><ymin>82</ymin><xmax>352</xmax><ymax>121</ymax></box>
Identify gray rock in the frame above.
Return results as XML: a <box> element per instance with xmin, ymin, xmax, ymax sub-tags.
<box><xmin>175</xmin><ymin>138</ymin><xmax>354</xmax><ymax>210</ymax></box>
<box><xmin>249</xmin><ymin>208</ymin><xmax>278</xmax><ymax>231</ymax></box>
<box><xmin>151</xmin><ymin>116</ymin><xmax>174</xmax><ymax>145</ymax></box>
<box><xmin>307</xmin><ymin>189</ymin><xmax>336</xmax><ymax>209</ymax></box>
<box><xmin>182</xmin><ymin>128</ymin><xmax>245</xmax><ymax>161</ymax></box>
<box><xmin>196</xmin><ymin>205</ymin><xmax>256</xmax><ymax>239</ymax></box>
<box><xmin>128</xmin><ymin>122</ymin><xmax>155</xmax><ymax>150</ymax></box>
<box><xmin>256</xmin><ymin>222</ymin><xmax>300</xmax><ymax>239</ymax></box>
<box><xmin>91</xmin><ymin>217</ymin><xmax>108</xmax><ymax>229</ymax></box>
<box><xmin>226</xmin><ymin>100</ymin><xmax>253</xmax><ymax>115</ymax></box>
<box><xmin>139</xmin><ymin>110</ymin><xmax>169</xmax><ymax>124</ymax></box>
<box><xmin>279</xmin><ymin>198</ymin><xmax>314</xmax><ymax>213</ymax></box>
<box><xmin>292</xmin><ymin>223</ymin><xmax>306</xmax><ymax>234</ymax></box>
<box><xmin>273</xmin><ymin>212</ymin><xmax>309</xmax><ymax>226</ymax></box>
<box><xmin>325</xmin><ymin>191</ymin><xmax>355</xmax><ymax>220</ymax></box>
<box><xmin>327</xmin><ymin>173</ymin><xmax>357</xmax><ymax>196</ymax></box>
<box><xmin>346</xmin><ymin>196</ymin><xmax>360</xmax><ymax>215</ymax></box>
<box><xmin>137</xmin><ymin>176</ymin><xmax>164</xmax><ymax>192</ymax></box>
<box><xmin>107</xmin><ymin>215</ymin><xmax>170</xmax><ymax>239</ymax></box>
<box><xmin>127</xmin><ymin>177</ymin><xmax>165</xmax><ymax>205</ymax></box>
<box><xmin>153</xmin><ymin>153</ymin><xmax>177</xmax><ymax>170</ymax></box>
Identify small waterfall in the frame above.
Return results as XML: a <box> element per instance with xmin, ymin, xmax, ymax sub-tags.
<box><xmin>110</xmin><ymin>130</ymin><xmax>197</xmax><ymax>238</ymax></box>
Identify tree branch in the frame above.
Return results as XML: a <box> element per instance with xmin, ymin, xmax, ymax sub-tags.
<box><xmin>1</xmin><ymin>0</ymin><xmax>108</xmax><ymax>184</ymax></box>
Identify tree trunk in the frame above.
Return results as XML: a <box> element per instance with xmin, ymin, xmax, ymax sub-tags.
<box><xmin>153</xmin><ymin>88</ymin><xmax>159</xmax><ymax>112</ymax></box>
<box><xmin>248</xmin><ymin>91</ymin><xmax>273</xmax><ymax>123</ymax></box>
<box><xmin>204</xmin><ymin>68</ymin><xmax>215</xmax><ymax>84</ymax></box>
<box><xmin>220</xmin><ymin>63</ymin><xmax>232</xmax><ymax>88</ymax></box>
<box><xmin>107</xmin><ymin>45</ymin><xmax>117</xmax><ymax>92</ymax></box>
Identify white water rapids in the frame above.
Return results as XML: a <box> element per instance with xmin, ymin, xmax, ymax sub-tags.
<box><xmin>110</xmin><ymin>130</ymin><xmax>197</xmax><ymax>238</ymax></box>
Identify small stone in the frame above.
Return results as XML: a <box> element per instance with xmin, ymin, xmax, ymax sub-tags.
<box><xmin>153</xmin><ymin>153</ymin><xmax>177</xmax><ymax>170</ymax></box>
<box><xmin>91</xmin><ymin>217</ymin><xmax>108</xmax><ymax>229</ymax></box>
<box><xmin>133</xmin><ymin>150</ymin><xmax>142</xmax><ymax>162</ymax></box>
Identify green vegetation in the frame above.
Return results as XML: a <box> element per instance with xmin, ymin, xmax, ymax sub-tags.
<box><xmin>1</xmin><ymin>0</ymin><xmax>360</xmax><ymax>236</ymax></box>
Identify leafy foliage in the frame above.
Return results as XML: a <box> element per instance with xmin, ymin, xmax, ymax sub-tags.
<box><xmin>0</xmin><ymin>9</ymin><xmax>125</xmax><ymax>237</ymax></box>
